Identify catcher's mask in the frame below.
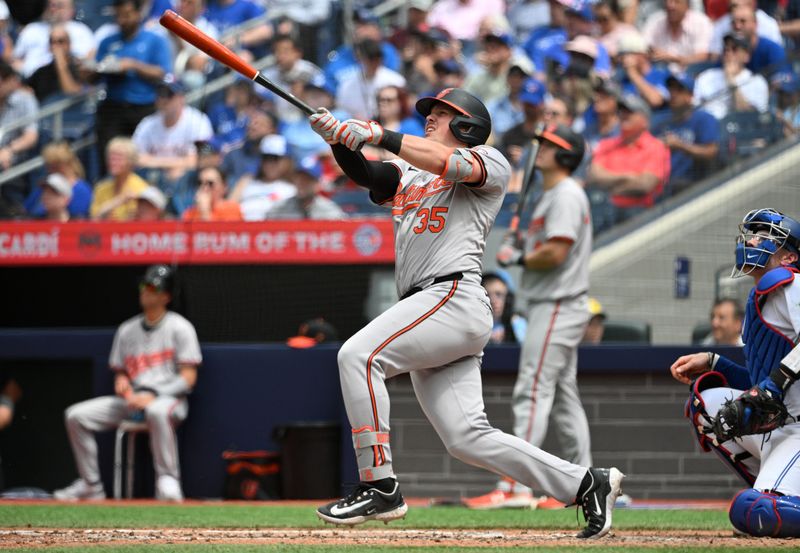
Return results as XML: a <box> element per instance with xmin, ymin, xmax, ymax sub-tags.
<box><xmin>732</xmin><ymin>209</ymin><xmax>800</xmax><ymax>278</ymax></box>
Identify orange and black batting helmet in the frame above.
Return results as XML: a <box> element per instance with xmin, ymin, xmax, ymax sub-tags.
<box><xmin>415</xmin><ymin>88</ymin><xmax>492</xmax><ymax>146</ymax></box>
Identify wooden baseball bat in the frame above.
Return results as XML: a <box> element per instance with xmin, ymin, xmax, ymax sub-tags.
<box><xmin>159</xmin><ymin>9</ymin><xmax>315</xmax><ymax>115</ymax></box>
<box><xmin>508</xmin><ymin>122</ymin><xmax>546</xmax><ymax>236</ymax></box>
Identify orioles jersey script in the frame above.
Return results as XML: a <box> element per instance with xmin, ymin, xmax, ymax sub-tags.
<box><xmin>109</xmin><ymin>311</ymin><xmax>202</xmax><ymax>392</ymax></box>
<box><xmin>386</xmin><ymin>145</ymin><xmax>510</xmax><ymax>296</ymax></box>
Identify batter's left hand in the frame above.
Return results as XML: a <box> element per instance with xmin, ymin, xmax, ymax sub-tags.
<box><xmin>127</xmin><ymin>391</ymin><xmax>156</xmax><ymax>410</ymax></box>
<box><xmin>338</xmin><ymin>119</ymin><xmax>384</xmax><ymax>151</ymax></box>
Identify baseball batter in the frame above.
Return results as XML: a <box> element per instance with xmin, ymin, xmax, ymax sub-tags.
<box><xmin>671</xmin><ymin>209</ymin><xmax>800</xmax><ymax>537</ymax></box>
<box><xmin>468</xmin><ymin>125</ymin><xmax>594</xmax><ymax>510</ymax></box>
<box><xmin>308</xmin><ymin>88</ymin><xmax>623</xmax><ymax>538</ymax></box>
<box><xmin>54</xmin><ymin>265</ymin><xmax>201</xmax><ymax>502</ymax></box>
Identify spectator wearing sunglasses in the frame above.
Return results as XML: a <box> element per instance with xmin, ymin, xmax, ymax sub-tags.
<box><xmin>182</xmin><ymin>166</ymin><xmax>242</xmax><ymax>222</ymax></box>
<box><xmin>25</xmin><ymin>23</ymin><xmax>87</xmax><ymax>102</ymax></box>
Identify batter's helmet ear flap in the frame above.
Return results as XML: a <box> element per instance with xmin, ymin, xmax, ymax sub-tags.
<box><xmin>540</xmin><ymin>124</ymin><xmax>585</xmax><ymax>172</ymax></box>
<box><xmin>415</xmin><ymin>88</ymin><xmax>491</xmax><ymax>146</ymax></box>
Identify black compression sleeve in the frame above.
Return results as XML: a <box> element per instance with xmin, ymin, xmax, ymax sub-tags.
<box><xmin>331</xmin><ymin>144</ymin><xmax>400</xmax><ymax>204</ymax></box>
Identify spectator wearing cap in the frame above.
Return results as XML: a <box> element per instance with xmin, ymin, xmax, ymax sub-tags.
<box><xmin>775</xmin><ymin>72</ymin><xmax>800</xmax><ymax>136</ymax></box>
<box><xmin>616</xmin><ymin>33</ymin><xmax>670</xmax><ymax>109</ymax></box>
<box><xmin>323</xmin><ymin>10</ymin><xmax>402</xmax><ymax>94</ymax></box>
<box><xmin>498</xmin><ymin>77</ymin><xmax>546</xmax><ymax>170</ymax></box>
<box><xmin>522</xmin><ymin>0</ymin><xmax>568</xmax><ymax>81</ymax></box>
<box><xmin>205</xmin><ymin>0</ymin><xmax>272</xmax><ymax>57</ymax></box>
<box><xmin>693</xmin><ymin>32</ymin><xmax>768</xmax><ymax>120</ymax></box>
<box><xmin>265</xmin><ymin>156</ymin><xmax>345</xmax><ymax>220</ymax></box>
<box><xmin>652</xmin><ymin>72</ymin><xmax>719</xmax><ymax>195</ymax></box>
<box><xmin>229</xmin><ymin>134</ymin><xmax>296</xmax><ymax>221</ymax></box>
<box><xmin>37</xmin><ymin>173</ymin><xmax>73</xmax><ymax>222</ymax></box>
<box><xmin>464</xmin><ymin>30</ymin><xmax>516</xmax><ymax>105</ymax></box>
<box><xmin>593</xmin><ymin>0</ymin><xmax>642</xmax><ymax>58</ymax></box>
<box><xmin>582</xmin><ymin>298</ymin><xmax>607</xmax><ymax>344</ymax></box>
<box><xmin>11</xmin><ymin>0</ymin><xmax>95</xmax><ymax>78</ymax></box>
<box><xmin>641</xmin><ymin>0</ymin><xmax>713</xmax><ymax>71</ymax></box>
<box><xmin>258</xmin><ymin>34</ymin><xmax>323</xmax><ymax>123</ymax></box>
<box><xmin>220</xmin><ymin>108</ymin><xmax>278</xmax><ymax>189</ymax></box>
<box><xmin>482</xmin><ymin>269</ymin><xmax>527</xmax><ymax>344</ymax></box>
<box><xmin>0</xmin><ymin>61</ymin><xmax>39</xmax><ymax>216</ymax></box>
<box><xmin>726</xmin><ymin>4</ymin><xmax>788</xmax><ymax>79</ymax></box>
<box><xmin>132</xmin><ymin>79</ymin><xmax>214</xmax><ymax>187</ymax></box>
<box><xmin>427</xmin><ymin>0</ymin><xmax>506</xmax><ymax>55</ymax></box>
<box><xmin>487</xmin><ymin>61</ymin><xmax>537</xmax><ymax>136</ymax></box>
<box><xmin>537</xmin><ymin>1</ymin><xmax>612</xmax><ymax>80</ymax></box>
<box><xmin>91</xmin><ymin>137</ymin><xmax>151</xmax><ymax>221</ymax></box>
<box><xmin>24</xmin><ymin>141</ymin><xmax>92</xmax><ymax>219</ymax></box>
<box><xmin>709</xmin><ymin>0</ymin><xmax>782</xmax><ymax>58</ymax></box>
<box><xmin>575</xmin><ymin>79</ymin><xmax>621</xmax><ymax>153</ymax></box>
<box><xmin>134</xmin><ymin>186</ymin><xmax>168</xmax><ymax>221</ymax></box>
<box><xmin>283</xmin><ymin>75</ymin><xmax>350</xmax><ymax>162</ymax></box>
<box><xmin>207</xmin><ymin>79</ymin><xmax>258</xmax><ymax>152</ymax></box>
<box><xmin>25</xmin><ymin>23</ymin><xmax>88</xmax><ymax>103</ymax></box>
<box><xmin>88</xmin><ymin>0</ymin><xmax>172</xmax><ymax>176</ymax></box>
<box><xmin>183</xmin><ymin>166</ymin><xmax>242</xmax><ymax>221</ymax></box>
<box><xmin>335</xmin><ymin>38</ymin><xmax>406</xmax><ymax>120</ymax></box>
<box><xmin>587</xmin><ymin>94</ymin><xmax>671</xmax><ymax>226</ymax></box>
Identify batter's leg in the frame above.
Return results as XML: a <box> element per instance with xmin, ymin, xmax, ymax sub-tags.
<box><xmin>411</xmin><ymin>355</ymin><xmax>588</xmax><ymax>501</ymax></box>
<box><xmin>63</xmin><ymin>396</ymin><xmax>128</xmax><ymax>486</ymax></box>
<box><xmin>144</xmin><ymin>396</ymin><xmax>187</xmax><ymax>480</ymax></box>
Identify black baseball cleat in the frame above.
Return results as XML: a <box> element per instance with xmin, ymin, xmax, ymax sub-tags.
<box><xmin>575</xmin><ymin>467</ymin><xmax>625</xmax><ymax>539</ymax></box>
<box><xmin>316</xmin><ymin>481</ymin><xmax>408</xmax><ymax>526</ymax></box>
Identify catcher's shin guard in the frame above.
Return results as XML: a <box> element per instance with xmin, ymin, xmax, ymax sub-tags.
<box><xmin>686</xmin><ymin>372</ymin><xmax>756</xmax><ymax>486</ymax></box>
<box><xmin>730</xmin><ymin>488</ymin><xmax>800</xmax><ymax>537</ymax></box>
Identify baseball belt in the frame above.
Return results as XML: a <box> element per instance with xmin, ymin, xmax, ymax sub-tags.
<box><xmin>401</xmin><ymin>272</ymin><xmax>463</xmax><ymax>300</ymax></box>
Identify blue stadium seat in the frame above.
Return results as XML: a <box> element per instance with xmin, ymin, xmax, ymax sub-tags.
<box><xmin>718</xmin><ymin>111</ymin><xmax>783</xmax><ymax>162</ymax></box>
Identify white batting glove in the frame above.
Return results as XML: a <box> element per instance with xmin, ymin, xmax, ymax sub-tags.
<box><xmin>308</xmin><ymin>108</ymin><xmax>342</xmax><ymax>144</ymax></box>
<box><xmin>337</xmin><ymin>119</ymin><xmax>385</xmax><ymax>151</ymax></box>
<box><xmin>496</xmin><ymin>244</ymin><xmax>523</xmax><ymax>267</ymax></box>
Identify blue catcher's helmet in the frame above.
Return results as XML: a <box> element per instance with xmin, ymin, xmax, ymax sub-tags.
<box><xmin>732</xmin><ymin>208</ymin><xmax>800</xmax><ymax>277</ymax></box>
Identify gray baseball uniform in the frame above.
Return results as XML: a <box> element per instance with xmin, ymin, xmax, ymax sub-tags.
<box><xmin>64</xmin><ymin>312</ymin><xmax>201</xmax><ymax>485</ymax></box>
<box><xmin>338</xmin><ymin>145</ymin><xmax>589</xmax><ymax>502</ymax></box>
<box><xmin>500</xmin><ymin>176</ymin><xmax>592</xmax><ymax>495</ymax></box>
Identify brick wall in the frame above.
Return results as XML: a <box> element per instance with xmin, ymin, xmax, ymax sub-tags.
<box><xmin>388</xmin><ymin>372</ymin><xmax>743</xmax><ymax>501</ymax></box>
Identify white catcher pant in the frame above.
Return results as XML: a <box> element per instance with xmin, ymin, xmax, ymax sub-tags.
<box><xmin>64</xmin><ymin>395</ymin><xmax>188</xmax><ymax>485</ymax></box>
<box><xmin>337</xmin><ymin>277</ymin><xmax>588</xmax><ymax>502</ymax></box>
<box><xmin>701</xmin><ymin>387</ymin><xmax>800</xmax><ymax>495</ymax></box>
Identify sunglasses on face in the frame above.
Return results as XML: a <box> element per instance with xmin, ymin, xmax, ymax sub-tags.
<box><xmin>197</xmin><ymin>179</ymin><xmax>217</xmax><ymax>186</ymax></box>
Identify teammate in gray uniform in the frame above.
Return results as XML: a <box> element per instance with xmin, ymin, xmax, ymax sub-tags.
<box><xmin>307</xmin><ymin>89</ymin><xmax>624</xmax><ymax>538</ymax></box>
<box><xmin>54</xmin><ymin>265</ymin><xmax>201</xmax><ymax>502</ymax></box>
<box><xmin>468</xmin><ymin>125</ymin><xmax>594</xmax><ymax>510</ymax></box>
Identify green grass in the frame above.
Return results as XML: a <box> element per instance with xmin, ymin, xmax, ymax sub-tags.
<box><xmin>0</xmin><ymin>503</ymin><xmax>729</xmax><ymax>530</ymax></box>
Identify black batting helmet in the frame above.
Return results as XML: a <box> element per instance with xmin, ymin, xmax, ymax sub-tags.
<box><xmin>415</xmin><ymin>88</ymin><xmax>491</xmax><ymax>146</ymax></box>
<box><xmin>141</xmin><ymin>264</ymin><xmax>175</xmax><ymax>295</ymax></box>
<box><xmin>539</xmin><ymin>124</ymin><xmax>585</xmax><ymax>172</ymax></box>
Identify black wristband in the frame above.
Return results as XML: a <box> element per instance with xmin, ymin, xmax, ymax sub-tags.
<box><xmin>380</xmin><ymin>129</ymin><xmax>403</xmax><ymax>155</ymax></box>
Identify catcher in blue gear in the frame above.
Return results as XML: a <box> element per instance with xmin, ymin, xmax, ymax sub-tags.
<box><xmin>670</xmin><ymin>208</ymin><xmax>800</xmax><ymax>538</ymax></box>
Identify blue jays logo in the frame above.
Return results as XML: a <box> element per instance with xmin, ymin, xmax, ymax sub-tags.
<box><xmin>353</xmin><ymin>224</ymin><xmax>382</xmax><ymax>256</ymax></box>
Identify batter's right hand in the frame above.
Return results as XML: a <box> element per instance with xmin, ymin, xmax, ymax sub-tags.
<box><xmin>669</xmin><ymin>353</ymin><xmax>710</xmax><ymax>385</ymax></box>
<box><xmin>309</xmin><ymin>108</ymin><xmax>341</xmax><ymax>144</ymax></box>
<box><xmin>114</xmin><ymin>373</ymin><xmax>133</xmax><ymax>399</ymax></box>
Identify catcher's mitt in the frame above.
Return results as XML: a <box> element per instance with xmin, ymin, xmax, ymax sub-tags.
<box><xmin>711</xmin><ymin>386</ymin><xmax>792</xmax><ymax>442</ymax></box>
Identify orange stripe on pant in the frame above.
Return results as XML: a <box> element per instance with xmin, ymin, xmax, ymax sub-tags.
<box><xmin>523</xmin><ymin>300</ymin><xmax>560</xmax><ymax>444</ymax></box>
<box><xmin>365</xmin><ymin>280</ymin><xmax>460</xmax><ymax>468</ymax></box>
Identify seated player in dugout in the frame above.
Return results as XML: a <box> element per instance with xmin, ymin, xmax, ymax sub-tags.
<box><xmin>670</xmin><ymin>209</ymin><xmax>800</xmax><ymax>538</ymax></box>
<box><xmin>307</xmin><ymin>88</ymin><xmax>625</xmax><ymax>539</ymax></box>
<box><xmin>54</xmin><ymin>265</ymin><xmax>201</xmax><ymax>502</ymax></box>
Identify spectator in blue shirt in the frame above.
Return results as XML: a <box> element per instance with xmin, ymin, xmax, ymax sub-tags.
<box><xmin>616</xmin><ymin>33</ymin><xmax>669</xmax><ymax>110</ymax></box>
<box><xmin>89</xmin><ymin>0</ymin><xmax>172</xmax><ymax>175</ymax></box>
<box><xmin>206</xmin><ymin>78</ymin><xmax>257</xmax><ymax>152</ymax></box>
<box><xmin>523</xmin><ymin>0</ymin><xmax>567</xmax><ymax>80</ymax></box>
<box><xmin>652</xmin><ymin>72</ymin><xmax>719</xmax><ymax>196</ymax></box>
<box><xmin>24</xmin><ymin>141</ymin><xmax>92</xmax><ymax>219</ymax></box>
<box><xmin>487</xmin><ymin>62</ymin><xmax>534</xmax><ymax>136</ymax></box>
<box><xmin>220</xmin><ymin>107</ymin><xmax>278</xmax><ymax>191</ymax></box>
<box><xmin>729</xmin><ymin>4</ymin><xmax>789</xmax><ymax>80</ymax></box>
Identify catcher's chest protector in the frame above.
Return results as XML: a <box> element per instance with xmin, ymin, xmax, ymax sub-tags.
<box><xmin>743</xmin><ymin>267</ymin><xmax>798</xmax><ymax>383</ymax></box>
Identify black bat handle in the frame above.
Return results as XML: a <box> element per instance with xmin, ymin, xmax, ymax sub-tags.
<box><xmin>253</xmin><ymin>72</ymin><xmax>315</xmax><ymax>115</ymax></box>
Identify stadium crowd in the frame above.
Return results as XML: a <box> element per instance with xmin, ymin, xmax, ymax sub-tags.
<box><xmin>0</xmin><ymin>0</ymin><xmax>798</xmax><ymax>233</ymax></box>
